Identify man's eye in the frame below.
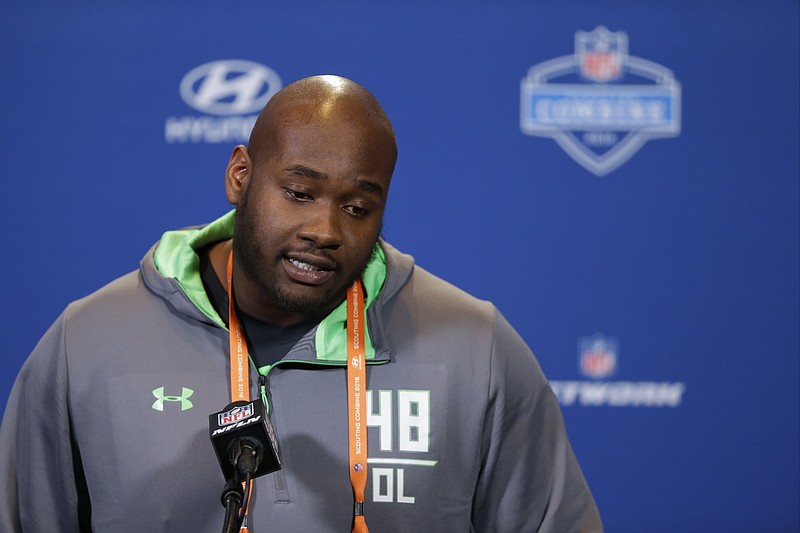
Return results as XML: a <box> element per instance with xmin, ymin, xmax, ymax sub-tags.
<box><xmin>285</xmin><ymin>189</ymin><xmax>312</xmax><ymax>201</ymax></box>
<box><xmin>344</xmin><ymin>205</ymin><xmax>369</xmax><ymax>217</ymax></box>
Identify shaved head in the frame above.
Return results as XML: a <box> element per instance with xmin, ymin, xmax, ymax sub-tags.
<box><xmin>247</xmin><ymin>75</ymin><xmax>397</xmax><ymax>170</ymax></box>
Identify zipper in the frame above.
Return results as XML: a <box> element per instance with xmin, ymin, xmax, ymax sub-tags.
<box><xmin>257</xmin><ymin>358</ymin><xmax>389</xmax><ymax>414</ymax></box>
<box><xmin>255</xmin><ymin>357</ymin><xmax>389</xmax><ymax>506</ymax></box>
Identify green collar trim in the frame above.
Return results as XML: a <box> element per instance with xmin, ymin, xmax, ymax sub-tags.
<box><xmin>314</xmin><ymin>245</ymin><xmax>385</xmax><ymax>360</ymax></box>
<box><xmin>152</xmin><ymin>209</ymin><xmax>386</xmax><ymax>359</ymax></box>
<box><xmin>153</xmin><ymin>210</ymin><xmax>236</xmax><ymax>329</ymax></box>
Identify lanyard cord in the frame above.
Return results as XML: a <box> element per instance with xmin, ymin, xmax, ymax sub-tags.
<box><xmin>346</xmin><ymin>281</ymin><xmax>369</xmax><ymax>533</ymax></box>
<box><xmin>226</xmin><ymin>252</ymin><xmax>369</xmax><ymax>532</ymax></box>
<box><xmin>226</xmin><ymin>253</ymin><xmax>252</xmax><ymax>532</ymax></box>
<box><xmin>227</xmin><ymin>252</ymin><xmax>250</xmax><ymax>404</ymax></box>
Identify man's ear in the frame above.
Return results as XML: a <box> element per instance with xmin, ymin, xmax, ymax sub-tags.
<box><xmin>225</xmin><ymin>145</ymin><xmax>252</xmax><ymax>205</ymax></box>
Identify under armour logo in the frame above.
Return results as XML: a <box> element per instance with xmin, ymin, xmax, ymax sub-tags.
<box><xmin>152</xmin><ymin>387</ymin><xmax>194</xmax><ymax>411</ymax></box>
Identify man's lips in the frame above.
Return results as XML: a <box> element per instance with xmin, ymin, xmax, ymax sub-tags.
<box><xmin>283</xmin><ymin>254</ymin><xmax>336</xmax><ymax>285</ymax></box>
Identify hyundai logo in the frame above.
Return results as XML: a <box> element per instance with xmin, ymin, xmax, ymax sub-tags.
<box><xmin>179</xmin><ymin>59</ymin><xmax>282</xmax><ymax>116</ymax></box>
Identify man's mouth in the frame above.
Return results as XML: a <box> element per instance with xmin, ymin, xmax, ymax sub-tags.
<box><xmin>288</xmin><ymin>258</ymin><xmax>321</xmax><ymax>271</ymax></box>
<box><xmin>283</xmin><ymin>255</ymin><xmax>335</xmax><ymax>285</ymax></box>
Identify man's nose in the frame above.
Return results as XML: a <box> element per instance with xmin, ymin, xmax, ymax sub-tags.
<box><xmin>297</xmin><ymin>205</ymin><xmax>343</xmax><ymax>249</ymax></box>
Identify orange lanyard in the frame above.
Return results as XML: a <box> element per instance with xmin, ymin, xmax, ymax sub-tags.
<box><xmin>226</xmin><ymin>252</ymin><xmax>369</xmax><ymax>532</ymax></box>
<box><xmin>227</xmin><ymin>253</ymin><xmax>250</xmax><ymax>403</ymax></box>
<box><xmin>346</xmin><ymin>280</ymin><xmax>369</xmax><ymax>533</ymax></box>
<box><xmin>226</xmin><ymin>253</ymin><xmax>252</xmax><ymax>532</ymax></box>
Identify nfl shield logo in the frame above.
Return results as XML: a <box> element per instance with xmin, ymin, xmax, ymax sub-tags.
<box><xmin>579</xmin><ymin>334</ymin><xmax>618</xmax><ymax>379</ymax></box>
<box><xmin>520</xmin><ymin>25</ymin><xmax>681</xmax><ymax>175</ymax></box>
<box><xmin>576</xmin><ymin>26</ymin><xmax>627</xmax><ymax>83</ymax></box>
<box><xmin>218</xmin><ymin>402</ymin><xmax>254</xmax><ymax>426</ymax></box>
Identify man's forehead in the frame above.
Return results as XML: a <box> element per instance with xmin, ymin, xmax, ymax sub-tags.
<box><xmin>255</xmin><ymin>102</ymin><xmax>366</xmax><ymax>152</ymax></box>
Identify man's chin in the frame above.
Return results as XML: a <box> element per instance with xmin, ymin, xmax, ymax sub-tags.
<box><xmin>271</xmin><ymin>285</ymin><xmax>346</xmax><ymax>318</ymax></box>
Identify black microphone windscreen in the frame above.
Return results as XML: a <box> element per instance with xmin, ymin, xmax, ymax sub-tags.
<box><xmin>209</xmin><ymin>399</ymin><xmax>281</xmax><ymax>482</ymax></box>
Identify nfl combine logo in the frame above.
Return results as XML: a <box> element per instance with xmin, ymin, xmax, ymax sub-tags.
<box><xmin>579</xmin><ymin>334</ymin><xmax>617</xmax><ymax>379</ymax></box>
<box><xmin>520</xmin><ymin>26</ymin><xmax>681</xmax><ymax>176</ymax></box>
<box><xmin>218</xmin><ymin>403</ymin><xmax>254</xmax><ymax>426</ymax></box>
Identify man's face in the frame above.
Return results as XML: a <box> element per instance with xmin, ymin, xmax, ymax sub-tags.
<box><xmin>232</xmin><ymin>107</ymin><xmax>394</xmax><ymax>323</ymax></box>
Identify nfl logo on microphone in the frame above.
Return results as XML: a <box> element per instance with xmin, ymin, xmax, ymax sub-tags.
<box><xmin>218</xmin><ymin>403</ymin><xmax>254</xmax><ymax>426</ymax></box>
<box><xmin>579</xmin><ymin>334</ymin><xmax>617</xmax><ymax>379</ymax></box>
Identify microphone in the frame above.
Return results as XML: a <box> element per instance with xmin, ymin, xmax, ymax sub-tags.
<box><xmin>209</xmin><ymin>398</ymin><xmax>281</xmax><ymax>483</ymax></box>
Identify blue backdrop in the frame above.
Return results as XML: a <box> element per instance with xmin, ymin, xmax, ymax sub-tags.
<box><xmin>2</xmin><ymin>2</ymin><xmax>798</xmax><ymax>531</ymax></box>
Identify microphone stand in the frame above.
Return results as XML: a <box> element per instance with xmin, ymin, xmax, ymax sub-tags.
<box><xmin>220</xmin><ymin>440</ymin><xmax>260</xmax><ymax>533</ymax></box>
<box><xmin>220</xmin><ymin>479</ymin><xmax>244</xmax><ymax>533</ymax></box>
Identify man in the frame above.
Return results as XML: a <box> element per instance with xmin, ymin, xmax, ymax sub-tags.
<box><xmin>0</xmin><ymin>75</ymin><xmax>602</xmax><ymax>532</ymax></box>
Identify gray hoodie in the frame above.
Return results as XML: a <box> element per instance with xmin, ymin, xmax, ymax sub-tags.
<box><xmin>0</xmin><ymin>211</ymin><xmax>602</xmax><ymax>532</ymax></box>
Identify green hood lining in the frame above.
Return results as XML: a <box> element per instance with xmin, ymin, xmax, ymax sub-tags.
<box><xmin>152</xmin><ymin>210</ymin><xmax>386</xmax><ymax>360</ymax></box>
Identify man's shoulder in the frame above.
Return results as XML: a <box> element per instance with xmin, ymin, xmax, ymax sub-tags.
<box><xmin>65</xmin><ymin>269</ymin><xmax>148</xmax><ymax>318</ymax></box>
<box><xmin>382</xmin><ymin>241</ymin><xmax>496</xmax><ymax>320</ymax></box>
<box><xmin>411</xmin><ymin>265</ymin><xmax>490</xmax><ymax>308</ymax></box>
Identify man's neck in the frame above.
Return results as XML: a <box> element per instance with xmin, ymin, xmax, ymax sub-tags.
<box><xmin>206</xmin><ymin>239</ymin><xmax>232</xmax><ymax>292</ymax></box>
